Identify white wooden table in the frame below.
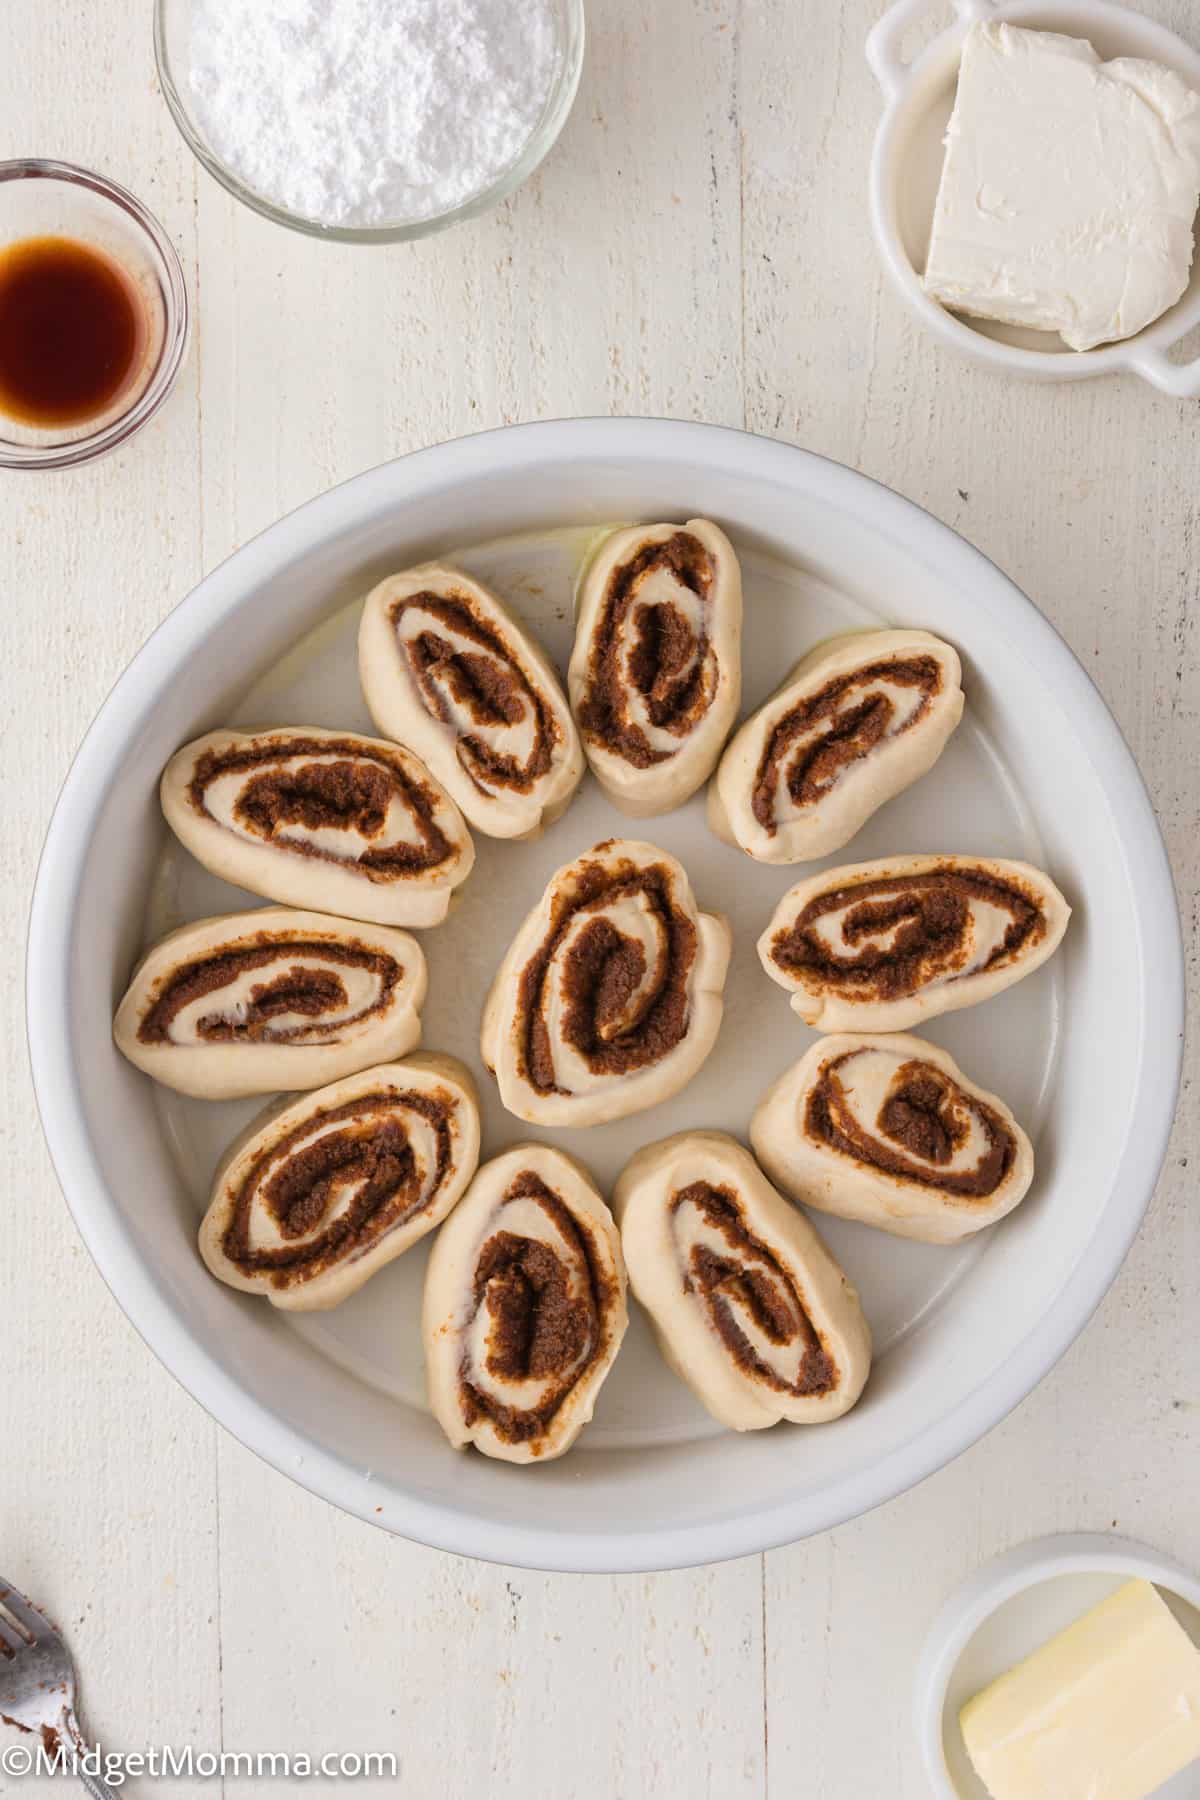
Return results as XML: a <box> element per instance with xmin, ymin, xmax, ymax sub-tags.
<box><xmin>3</xmin><ymin>2</ymin><xmax>1197</xmax><ymax>1794</ymax></box>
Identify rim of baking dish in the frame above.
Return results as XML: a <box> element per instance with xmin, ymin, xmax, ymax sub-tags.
<box><xmin>26</xmin><ymin>419</ymin><xmax>1185</xmax><ymax>1572</ymax></box>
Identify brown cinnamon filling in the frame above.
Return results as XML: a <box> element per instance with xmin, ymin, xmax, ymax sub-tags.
<box><xmin>806</xmin><ymin>1052</ymin><xmax>1015</xmax><ymax>1197</ymax></box>
<box><xmin>752</xmin><ymin>657</ymin><xmax>940</xmax><ymax>831</ymax></box>
<box><xmin>577</xmin><ymin>531</ymin><xmax>716</xmax><ymax>768</ymax></box>
<box><xmin>769</xmin><ymin>866</ymin><xmax>1044</xmax><ymax>1001</ymax></box>
<box><xmin>517</xmin><ymin>849</ymin><xmax>697</xmax><ymax>1092</ymax></box>
<box><xmin>458</xmin><ymin>1172</ymin><xmax>614</xmax><ymax>1447</ymax></box>
<box><xmin>138</xmin><ymin>936</ymin><xmax>398</xmax><ymax>1044</ymax></box>
<box><xmin>188</xmin><ymin>734</ymin><xmax>453</xmax><ymax>878</ymax></box>
<box><xmin>675</xmin><ymin>1182</ymin><xmax>835</xmax><ymax>1395</ymax></box>
<box><xmin>390</xmin><ymin>592</ymin><xmax>557</xmax><ymax>791</ymax></box>
<box><xmin>223</xmin><ymin>1090</ymin><xmax>452</xmax><ymax>1288</ymax></box>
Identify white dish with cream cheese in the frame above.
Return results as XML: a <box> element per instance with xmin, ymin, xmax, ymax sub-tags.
<box><xmin>867</xmin><ymin>0</ymin><xmax>1200</xmax><ymax>392</ymax></box>
<box><xmin>923</xmin><ymin>21</ymin><xmax>1200</xmax><ymax>351</ymax></box>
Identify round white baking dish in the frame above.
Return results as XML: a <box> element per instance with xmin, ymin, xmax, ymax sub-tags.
<box><xmin>867</xmin><ymin>0</ymin><xmax>1200</xmax><ymax>393</ymax></box>
<box><xmin>27</xmin><ymin>419</ymin><xmax>1183</xmax><ymax>1572</ymax></box>
<box><xmin>915</xmin><ymin>1533</ymin><xmax>1200</xmax><ymax>1797</ymax></box>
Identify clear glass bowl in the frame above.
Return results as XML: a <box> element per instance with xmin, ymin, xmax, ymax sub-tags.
<box><xmin>154</xmin><ymin>0</ymin><xmax>586</xmax><ymax>244</ymax></box>
<box><xmin>0</xmin><ymin>161</ymin><xmax>189</xmax><ymax>470</ymax></box>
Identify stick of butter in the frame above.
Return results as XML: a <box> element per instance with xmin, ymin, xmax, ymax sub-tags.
<box><xmin>959</xmin><ymin>1578</ymin><xmax>1200</xmax><ymax>1800</ymax></box>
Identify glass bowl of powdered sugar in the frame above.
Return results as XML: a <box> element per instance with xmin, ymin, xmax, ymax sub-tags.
<box><xmin>154</xmin><ymin>0</ymin><xmax>585</xmax><ymax>242</ymax></box>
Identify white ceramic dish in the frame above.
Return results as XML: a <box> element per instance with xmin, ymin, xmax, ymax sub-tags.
<box><xmin>867</xmin><ymin>0</ymin><xmax>1200</xmax><ymax>394</ymax></box>
<box><xmin>27</xmin><ymin>419</ymin><xmax>1183</xmax><ymax>1572</ymax></box>
<box><xmin>916</xmin><ymin>1532</ymin><xmax>1200</xmax><ymax>1797</ymax></box>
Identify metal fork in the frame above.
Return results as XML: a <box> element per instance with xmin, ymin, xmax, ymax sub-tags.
<box><xmin>0</xmin><ymin>1578</ymin><xmax>117</xmax><ymax>1799</ymax></box>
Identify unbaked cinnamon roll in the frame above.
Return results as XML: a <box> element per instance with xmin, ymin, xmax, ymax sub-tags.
<box><xmin>199</xmin><ymin>1053</ymin><xmax>480</xmax><ymax>1310</ymax></box>
<box><xmin>750</xmin><ymin>1034</ymin><xmax>1034</xmax><ymax>1243</ymax></box>
<box><xmin>358</xmin><ymin>565</ymin><xmax>583</xmax><ymax>840</ymax></box>
<box><xmin>113</xmin><ymin>908</ymin><xmax>427</xmax><ymax>1100</ymax></box>
<box><xmin>568</xmin><ymin>519</ymin><xmax>742</xmax><ymax>816</ymax></box>
<box><xmin>161</xmin><ymin>727</ymin><xmax>474</xmax><ymax>928</ymax></box>
<box><xmin>708</xmin><ymin>630</ymin><xmax>963</xmax><ymax>863</ymax></box>
<box><xmin>759</xmin><ymin>854</ymin><xmax>1070</xmax><ymax>1031</ymax></box>
<box><xmin>614</xmin><ymin>1131</ymin><xmax>871</xmax><ymax>1430</ymax></box>
<box><xmin>422</xmin><ymin>1143</ymin><xmax>628</xmax><ymax>1463</ymax></box>
<box><xmin>481</xmin><ymin>839</ymin><xmax>731</xmax><ymax>1127</ymax></box>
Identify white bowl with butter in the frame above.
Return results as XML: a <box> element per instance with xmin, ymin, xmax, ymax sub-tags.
<box><xmin>867</xmin><ymin>0</ymin><xmax>1200</xmax><ymax>393</ymax></box>
<box><xmin>916</xmin><ymin>1533</ymin><xmax>1200</xmax><ymax>1798</ymax></box>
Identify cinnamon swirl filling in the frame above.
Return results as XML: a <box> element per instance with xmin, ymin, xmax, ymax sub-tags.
<box><xmin>613</xmin><ymin>1130</ymin><xmax>871</xmax><ymax>1429</ymax></box>
<box><xmin>458</xmin><ymin>1172</ymin><xmax>611</xmax><ymax>1446</ymax></box>
<box><xmin>518</xmin><ymin>855</ymin><xmax>697</xmax><ymax>1094</ymax></box>
<box><xmin>387</xmin><ymin>591</ymin><xmax>558</xmax><ymax>797</ymax></box>
<box><xmin>162</xmin><ymin>728</ymin><xmax>474</xmax><ymax>929</ymax></box>
<box><xmin>708</xmin><ymin>630</ymin><xmax>963</xmax><ymax>865</ymax></box>
<box><xmin>200</xmin><ymin>1054</ymin><xmax>481</xmax><ymax>1308</ymax></box>
<box><xmin>483</xmin><ymin>840</ymin><xmax>731</xmax><ymax>1127</ymax></box>
<box><xmin>114</xmin><ymin>909</ymin><xmax>428</xmax><ymax>1100</ymax></box>
<box><xmin>188</xmin><ymin>734</ymin><xmax>453</xmax><ymax>877</ymax></box>
<box><xmin>672</xmin><ymin>1182</ymin><xmax>835</xmax><ymax>1397</ymax></box>
<box><xmin>576</xmin><ymin>530</ymin><xmax>719</xmax><ymax>768</ymax></box>
<box><xmin>769</xmin><ymin>865</ymin><xmax>1043</xmax><ymax>1002</ymax></box>
<box><xmin>749</xmin><ymin>1034</ymin><xmax>1036</xmax><ymax>1244</ymax></box>
<box><xmin>423</xmin><ymin>1145</ymin><xmax>628</xmax><ymax>1461</ymax></box>
<box><xmin>137</xmin><ymin>937</ymin><xmax>398</xmax><ymax>1046</ymax></box>
<box><xmin>758</xmin><ymin>854</ymin><xmax>1069</xmax><ymax>1031</ymax></box>
<box><xmin>359</xmin><ymin>566</ymin><xmax>582</xmax><ymax>840</ymax></box>
<box><xmin>805</xmin><ymin>1048</ymin><xmax>1016</xmax><ymax>1198</ymax></box>
<box><xmin>569</xmin><ymin>519</ymin><xmax>742</xmax><ymax>817</ymax></box>
<box><xmin>222</xmin><ymin>1089</ymin><xmax>453</xmax><ymax>1287</ymax></box>
<box><xmin>752</xmin><ymin>656</ymin><xmax>941</xmax><ymax>830</ymax></box>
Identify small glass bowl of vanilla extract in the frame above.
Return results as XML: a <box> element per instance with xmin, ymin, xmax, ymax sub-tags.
<box><xmin>0</xmin><ymin>161</ymin><xmax>189</xmax><ymax>470</ymax></box>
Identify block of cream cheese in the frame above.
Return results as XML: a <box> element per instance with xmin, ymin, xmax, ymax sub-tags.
<box><xmin>924</xmin><ymin>22</ymin><xmax>1200</xmax><ymax>351</ymax></box>
<box><xmin>959</xmin><ymin>1578</ymin><xmax>1200</xmax><ymax>1800</ymax></box>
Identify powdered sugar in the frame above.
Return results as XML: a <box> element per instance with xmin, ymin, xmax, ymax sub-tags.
<box><xmin>187</xmin><ymin>0</ymin><xmax>562</xmax><ymax>229</ymax></box>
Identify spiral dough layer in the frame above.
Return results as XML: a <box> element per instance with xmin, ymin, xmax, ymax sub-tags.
<box><xmin>758</xmin><ymin>853</ymin><xmax>1070</xmax><ymax>1031</ymax></box>
<box><xmin>708</xmin><ymin>630</ymin><xmax>963</xmax><ymax>863</ymax></box>
<box><xmin>422</xmin><ymin>1144</ymin><xmax>628</xmax><ymax>1463</ymax></box>
<box><xmin>614</xmin><ymin>1131</ymin><xmax>871</xmax><ymax>1430</ymax></box>
<box><xmin>751</xmin><ymin>1034</ymin><xmax>1035</xmax><ymax>1243</ymax></box>
<box><xmin>358</xmin><ymin>564</ymin><xmax>583</xmax><ymax>840</ymax></box>
<box><xmin>160</xmin><ymin>726</ymin><xmax>474</xmax><ymax>928</ymax></box>
<box><xmin>569</xmin><ymin>519</ymin><xmax>742</xmax><ymax>816</ymax></box>
<box><xmin>113</xmin><ymin>907</ymin><xmax>427</xmax><ymax>1099</ymax></box>
<box><xmin>481</xmin><ymin>838</ymin><xmax>732</xmax><ymax>1127</ymax></box>
<box><xmin>199</xmin><ymin>1054</ymin><xmax>481</xmax><ymax>1310</ymax></box>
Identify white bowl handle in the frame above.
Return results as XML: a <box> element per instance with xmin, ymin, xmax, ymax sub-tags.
<box><xmin>1126</xmin><ymin>340</ymin><xmax>1200</xmax><ymax>398</ymax></box>
<box><xmin>866</xmin><ymin>0</ymin><xmax>995</xmax><ymax>99</ymax></box>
